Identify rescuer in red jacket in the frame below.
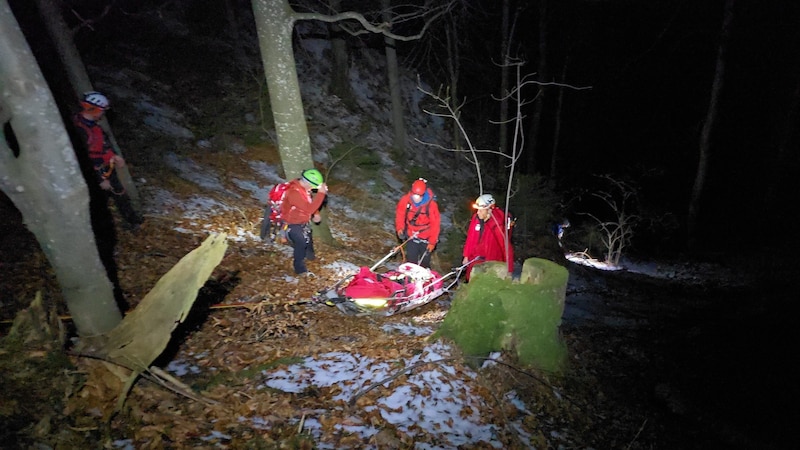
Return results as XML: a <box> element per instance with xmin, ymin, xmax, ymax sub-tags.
<box><xmin>73</xmin><ymin>91</ymin><xmax>142</xmax><ymax>229</ymax></box>
<box><xmin>462</xmin><ymin>194</ymin><xmax>514</xmax><ymax>280</ymax></box>
<box><xmin>394</xmin><ymin>178</ymin><xmax>440</xmax><ymax>268</ymax></box>
<box><xmin>281</xmin><ymin>169</ymin><xmax>328</xmax><ymax>275</ymax></box>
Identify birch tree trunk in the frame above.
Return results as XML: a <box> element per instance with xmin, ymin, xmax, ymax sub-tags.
<box><xmin>33</xmin><ymin>0</ymin><xmax>140</xmax><ymax>206</ymax></box>
<box><xmin>0</xmin><ymin>0</ymin><xmax>121</xmax><ymax>336</ymax></box>
<box><xmin>688</xmin><ymin>0</ymin><xmax>734</xmax><ymax>249</ymax></box>
<box><xmin>382</xmin><ymin>0</ymin><xmax>406</xmax><ymax>153</ymax></box>
<box><xmin>251</xmin><ymin>0</ymin><xmax>315</xmax><ymax>181</ymax></box>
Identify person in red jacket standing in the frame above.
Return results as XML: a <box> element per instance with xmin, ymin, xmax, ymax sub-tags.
<box><xmin>395</xmin><ymin>178</ymin><xmax>440</xmax><ymax>268</ymax></box>
<box><xmin>73</xmin><ymin>91</ymin><xmax>142</xmax><ymax>229</ymax></box>
<box><xmin>462</xmin><ymin>194</ymin><xmax>514</xmax><ymax>280</ymax></box>
<box><xmin>281</xmin><ymin>169</ymin><xmax>328</xmax><ymax>275</ymax></box>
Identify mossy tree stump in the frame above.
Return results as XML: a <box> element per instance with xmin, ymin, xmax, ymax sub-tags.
<box><xmin>434</xmin><ymin>258</ymin><xmax>568</xmax><ymax>373</ymax></box>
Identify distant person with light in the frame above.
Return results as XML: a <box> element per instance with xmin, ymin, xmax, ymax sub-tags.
<box><xmin>552</xmin><ymin>218</ymin><xmax>570</xmax><ymax>247</ymax></box>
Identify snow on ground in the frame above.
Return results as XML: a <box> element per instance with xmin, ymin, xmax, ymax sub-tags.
<box><xmin>261</xmin><ymin>342</ymin><xmax>502</xmax><ymax>449</ymax></box>
<box><xmin>566</xmin><ymin>251</ymin><xmax>745</xmax><ymax>286</ymax></box>
<box><xmin>166</xmin><ymin>324</ymin><xmax>541</xmax><ymax>449</ymax></box>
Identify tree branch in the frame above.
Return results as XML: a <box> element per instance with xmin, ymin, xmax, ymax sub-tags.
<box><xmin>294</xmin><ymin>1</ymin><xmax>455</xmax><ymax>41</ymax></box>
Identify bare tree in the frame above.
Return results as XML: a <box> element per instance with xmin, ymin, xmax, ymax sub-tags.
<box><xmin>1</xmin><ymin>0</ymin><xmax>121</xmax><ymax>336</ymax></box>
<box><xmin>524</xmin><ymin>0</ymin><xmax>549</xmax><ymax>175</ymax></box>
<box><xmin>404</xmin><ymin>0</ymin><xmax>478</xmax><ymax>153</ymax></box>
<box><xmin>549</xmin><ymin>55</ymin><xmax>568</xmax><ymax>180</ymax></box>
<box><xmin>417</xmin><ymin>58</ymin><xmax>589</xmax><ymax>260</ymax></box>
<box><xmin>381</xmin><ymin>0</ymin><xmax>407</xmax><ymax>152</ymax></box>
<box><xmin>688</xmin><ymin>0</ymin><xmax>735</xmax><ymax>249</ymax></box>
<box><xmin>497</xmin><ymin>0</ymin><xmax>511</xmax><ymax>162</ymax></box>
<box><xmin>581</xmin><ymin>175</ymin><xmax>640</xmax><ymax>266</ymax></box>
<box><xmin>763</xmin><ymin>75</ymin><xmax>800</xmax><ymax>222</ymax></box>
<box><xmin>327</xmin><ymin>0</ymin><xmax>354</xmax><ymax>105</ymax></box>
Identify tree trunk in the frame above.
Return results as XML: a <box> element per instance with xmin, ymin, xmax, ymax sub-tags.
<box><xmin>0</xmin><ymin>0</ymin><xmax>121</xmax><ymax>336</ymax></box>
<box><xmin>524</xmin><ymin>0</ymin><xmax>549</xmax><ymax>175</ymax></box>
<box><xmin>223</xmin><ymin>0</ymin><xmax>248</xmax><ymax>66</ymax></box>
<box><xmin>688</xmin><ymin>0</ymin><xmax>734</xmax><ymax>249</ymax></box>
<box><xmin>498</xmin><ymin>0</ymin><xmax>510</xmax><ymax>169</ymax></box>
<box><xmin>251</xmin><ymin>0</ymin><xmax>315</xmax><ymax>181</ymax></box>
<box><xmin>328</xmin><ymin>0</ymin><xmax>354</xmax><ymax>107</ymax></box>
<box><xmin>251</xmin><ymin>0</ymin><xmax>335</xmax><ymax>243</ymax></box>
<box><xmin>763</xmin><ymin>76</ymin><xmax>800</xmax><ymax>222</ymax></box>
<box><xmin>33</xmin><ymin>0</ymin><xmax>140</xmax><ymax>207</ymax></box>
<box><xmin>549</xmin><ymin>56</ymin><xmax>568</xmax><ymax>181</ymax></box>
<box><xmin>444</xmin><ymin>24</ymin><xmax>461</xmax><ymax>152</ymax></box>
<box><xmin>382</xmin><ymin>0</ymin><xmax>406</xmax><ymax>153</ymax></box>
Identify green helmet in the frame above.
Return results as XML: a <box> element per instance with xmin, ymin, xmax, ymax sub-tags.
<box><xmin>301</xmin><ymin>169</ymin><xmax>323</xmax><ymax>188</ymax></box>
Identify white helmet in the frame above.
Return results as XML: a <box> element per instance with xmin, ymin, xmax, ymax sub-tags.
<box><xmin>473</xmin><ymin>193</ymin><xmax>495</xmax><ymax>209</ymax></box>
<box><xmin>82</xmin><ymin>91</ymin><xmax>110</xmax><ymax>110</ymax></box>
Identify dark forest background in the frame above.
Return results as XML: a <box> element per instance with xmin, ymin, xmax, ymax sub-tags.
<box><xmin>9</xmin><ymin>0</ymin><xmax>800</xmax><ymax>256</ymax></box>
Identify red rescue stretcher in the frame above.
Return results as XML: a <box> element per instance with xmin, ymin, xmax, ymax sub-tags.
<box><xmin>313</xmin><ymin>249</ymin><xmax>479</xmax><ymax>316</ymax></box>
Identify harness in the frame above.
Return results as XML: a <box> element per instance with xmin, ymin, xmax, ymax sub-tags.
<box><xmin>74</xmin><ymin>114</ymin><xmax>127</xmax><ymax>195</ymax></box>
<box><xmin>403</xmin><ymin>190</ymin><xmax>435</xmax><ymax>237</ymax></box>
<box><xmin>405</xmin><ymin>200</ymin><xmax>430</xmax><ymax>226</ymax></box>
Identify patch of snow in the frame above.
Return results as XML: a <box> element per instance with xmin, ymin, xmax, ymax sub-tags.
<box><xmin>163</xmin><ymin>152</ymin><xmax>238</xmax><ymax>196</ymax></box>
<box><xmin>260</xmin><ymin>342</ymin><xmax>502</xmax><ymax>448</ymax></box>
<box><xmin>248</xmin><ymin>161</ymin><xmax>286</xmax><ymax>185</ymax></box>
<box><xmin>231</xmin><ymin>178</ymin><xmax>269</xmax><ymax>202</ymax></box>
<box><xmin>322</xmin><ymin>260</ymin><xmax>360</xmax><ymax>279</ymax></box>
<box><xmin>135</xmin><ymin>100</ymin><xmax>195</xmax><ymax>139</ymax></box>
<box><xmin>165</xmin><ymin>359</ymin><xmax>201</xmax><ymax>376</ymax></box>
<box><xmin>381</xmin><ymin>322</ymin><xmax>433</xmax><ymax>336</ymax></box>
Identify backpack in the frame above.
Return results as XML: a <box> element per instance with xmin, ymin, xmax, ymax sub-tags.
<box><xmin>260</xmin><ymin>182</ymin><xmax>290</xmax><ymax>242</ymax></box>
<box><xmin>268</xmin><ymin>182</ymin><xmax>290</xmax><ymax>222</ymax></box>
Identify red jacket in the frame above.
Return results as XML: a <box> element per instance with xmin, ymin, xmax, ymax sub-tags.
<box><xmin>74</xmin><ymin>113</ymin><xmax>114</xmax><ymax>181</ymax></box>
<box><xmin>394</xmin><ymin>188</ymin><xmax>440</xmax><ymax>243</ymax></box>
<box><xmin>281</xmin><ymin>179</ymin><xmax>326</xmax><ymax>225</ymax></box>
<box><xmin>462</xmin><ymin>207</ymin><xmax>514</xmax><ymax>279</ymax></box>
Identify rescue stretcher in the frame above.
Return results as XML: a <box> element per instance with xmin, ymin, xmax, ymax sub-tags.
<box><xmin>312</xmin><ymin>247</ymin><xmax>480</xmax><ymax>316</ymax></box>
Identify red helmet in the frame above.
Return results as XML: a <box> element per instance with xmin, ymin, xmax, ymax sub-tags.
<box><xmin>411</xmin><ymin>178</ymin><xmax>427</xmax><ymax>195</ymax></box>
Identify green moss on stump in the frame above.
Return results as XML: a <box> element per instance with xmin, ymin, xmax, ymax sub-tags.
<box><xmin>434</xmin><ymin>258</ymin><xmax>568</xmax><ymax>373</ymax></box>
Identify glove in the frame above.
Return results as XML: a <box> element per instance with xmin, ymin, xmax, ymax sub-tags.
<box><xmin>426</xmin><ymin>242</ymin><xmax>436</xmax><ymax>252</ymax></box>
<box><xmin>398</xmin><ymin>231</ymin><xmax>407</xmax><ymax>241</ymax></box>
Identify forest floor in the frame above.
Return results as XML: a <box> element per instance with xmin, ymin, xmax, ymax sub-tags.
<box><xmin>2</xmin><ymin>158</ymin><xmax>796</xmax><ymax>449</ymax></box>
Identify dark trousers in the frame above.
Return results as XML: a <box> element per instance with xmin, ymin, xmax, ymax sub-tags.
<box><xmin>287</xmin><ymin>223</ymin><xmax>315</xmax><ymax>274</ymax></box>
<box><xmin>406</xmin><ymin>238</ymin><xmax>431</xmax><ymax>268</ymax></box>
<box><xmin>106</xmin><ymin>173</ymin><xmax>141</xmax><ymax>226</ymax></box>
